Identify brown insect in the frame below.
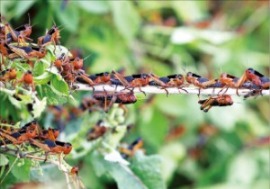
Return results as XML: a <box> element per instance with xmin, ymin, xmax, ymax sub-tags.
<box><xmin>3</xmin><ymin>16</ymin><xmax>33</xmax><ymax>45</ymax></box>
<box><xmin>119</xmin><ymin>138</ymin><xmax>144</xmax><ymax>158</ymax></box>
<box><xmin>111</xmin><ymin>71</ymin><xmax>151</xmax><ymax>95</ymax></box>
<box><xmin>198</xmin><ymin>95</ymin><xmax>233</xmax><ymax>112</ymax></box>
<box><xmin>93</xmin><ymin>91</ymin><xmax>137</xmax><ymax>112</ymax></box>
<box><xmin>38</xmin><ymin>24</ymin><xmax>61</xmax><ymax>52</ymax></box>
<box><xmin>150</xmin><ymin>73</ymin><xmax>187</xmax><ymax>96</ymax></box>
<box><xmin>71</xmin><ymin>57</ymin><xmax>84</xmax><ymax>71</ymax></box>
<box><xmin>0</xmin><ymin>68</ymin><xmax>17</xmax><ymax>83</ymax></box>
<box><xmin>185</xmin><ymin>72</ymin><xmax>217</xmax><ymax>96</ymax></box>
<box><xmin>19</xmin><ymin>70</ymin><xmax>34</xmax><ymax>90</ymax></box>
<box><xmin>0</xmin><ymin>123</ymin><xmax>38</xmax><ymax>145</ymax></box>
<box><xmin>87</xmin><ymin>121</ymin><xmax>107</xmax><ymax>141</ymax></box>
<box><xmin>236</xmin><ymin>68</ymin><xmax>270</xmax><ymax>95</ymax></box>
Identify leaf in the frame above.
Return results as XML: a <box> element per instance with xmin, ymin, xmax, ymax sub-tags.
<box><xmin>14</xmin><ymin>0</ymin><xmax>36</xmax><ymax>18</ymax></box>
<box><xmin>36</xmin><ymin>84</ymin><xmax>68</xmax><ymax>105</ymax></box>
<box><xmin>51</xmin><ymin>75</ymin><xmax>69</xmax><ymax>95</ymax></box>
<box><xmin>109</xmin><ymin>1</ymin><xmax>141</xmax><ymax>42</ymax></box>
<box><xmin>33</xmin><ymin>61</ymin><xmax>46</xmax><ymax>76</ymax></box>
<box><xmin>0</xmin><ymin>154</ymin><xmax>9</xmax><ymax>166</ymax></box>
<box><xmin>34</xmin><ymin>72</ymin><xmax>52</xmax><ymax>85</ymax></box>
<box><xmin>53</xmin><ymin>1</ymin><xmax>79</xmax><ymax>32</ymax></box>
<box><xmin>11</xmin><ymin>158</ymin><xmax>31</xmax><ymax>182</ymax></box>
<box><xmin>171</xmin><ymin>1</ymin><xmax>205</xmax><ymax>22</ymax></box>
<box><xmin>227</xmin><ymin>152</ymin><xmax>258</xmax><ymax>185</ymax></box>
<box><xmin>32</xmin><ymin>96</ymin><xmax>47</xmax><ymax>118</ymax></box>
<box><xmin>130</xmin><ymin>152</ymin><xmax>166</xmax><ymax>189</ymax></box>
<box><xmin>159</xmin><ymin>142</ymin><xmax>186</xmax><ymax>182</ymax></box>
<box><xmin>91</xmin><ymin>152</ymin><xmax>147</xmax><ymax>189</ymax></box>
<box><xmin>139</xmin><ymin>108</ymin><xmax>168</xmax><ymax>149</ymax></box>
<box><xmin>77</xmin><ymin>1</ymin><xmax>110</xmax><ymax>14</ymax></box>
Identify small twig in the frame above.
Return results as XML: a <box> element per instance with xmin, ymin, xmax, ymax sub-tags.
<box><xmin>74</xmin><ymin>84</ymin><xmax>270</xmax><ymax>96</ymax></box>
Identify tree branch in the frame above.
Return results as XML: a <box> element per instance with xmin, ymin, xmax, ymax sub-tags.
<box><xmin>74</xmin><ymin>84</ymin><xmax>270</xmax><ymax>96</ymax></box>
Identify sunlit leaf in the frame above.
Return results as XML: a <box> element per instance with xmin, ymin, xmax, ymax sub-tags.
<box><xmin>0</xmin><ymin>154</ymin><xmax>9</xmax><ymax>166</ymax></box>
<box><xmin>109</xmin><ymin>1</ymin><xmax>141</xmax><ymax>42</ymax></box>
<box><xmin>14</xmin><ymin>0</ymin><xmax>36</xmax><ymax>18</ymax></box>
<box><xmin>130</xmin><ymin>152</ymin><xmax>166</xmax><ymax>189</ymax></box>
<box><xmin>77</xmin><ymin>1</ymin><xmax>110</xmax><ymax>14</ymax></box>
<box><xmin>11</xmin><ymin>158</ymin><xmax>31</xmax><ymax>182</ymax></box>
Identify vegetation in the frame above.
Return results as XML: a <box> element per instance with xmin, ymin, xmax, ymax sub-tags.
<box><xmin>0</xmin><ymin>1</ymin><xmax>269</xmax><ymax>189</ymax></box>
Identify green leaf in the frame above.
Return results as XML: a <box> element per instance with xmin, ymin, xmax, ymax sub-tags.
<box><xmin>14</xmin><ymin>0</ymin><xmax>36</xmax><ymax>18</ymax></box>
<box><xmin>77</xmin><ymin>1</ymin><xmax>110</xmax><ymax>14</ymax></box>
<box><xmin>32</xmin><ymin>97</ymin><xmax>47</xmax><ymax>118</ymax></box>
<box><xmin>51</xmin><ymin>75</ymin><xmax>69</xmax><ymax>95</ymax></box>
<box><xmin>11</xmin><ymin>158</ymin><xmax>31</xmax><ymax>182</ymax></box>
<box><xmin>130</xmin><ymin>152</ymin><xmax>166</xmax><ymax>189</ymax></box>
<box><xmin>53</xmin><ymin>1</ymin><xmax>79</xmax><ymax>32</ymax></box>
<box><xmin>91</xmin><ymin>152</ymin><xmax>147</xmax><ymax>189</ymax></box>
<box><xmin>139</xmin><ymin>108</ymin><xmax>168</xmax><ymax>149</ymax></box>
<box><xmin>0</xmin><ymin>154</ymin><xmax>9</xmax><ymax>166</ymax></box>
<box><xmin>36</xmin><ymin>84</ymin><xmax>68</xmax><ymax>105</ymax></box>
<box><xmin>33</xmin><ymin>61</ymin><xmax>47</xmax><ymax>76</ymax></box>
<box><xmin>227</xmin><ymin>152</ymin><xmax>258</xmax><ymax>185</ymax></box>
<box><xmin>105</xmin><ymin>160</ymin><xmax>147</xmax><ymax>189</ymax></box>
<box><xmin>109</xmin><ymin>1</ymin><xmax>141</xmax><ymax>42</ymax></box>
<box><xmin>34</xmin><ymin>72</ymin><xmax>52</xmax><ymax>85</ymax></box>
<box><xmin>159</xmin><ymin>142</ymin><xmax>186</xmax><ymax>182</ymax></box>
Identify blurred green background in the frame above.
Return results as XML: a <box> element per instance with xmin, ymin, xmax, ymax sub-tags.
<box><xmin>1</xmin><ymin>1</ymin><xmax>269</xmax><ymax>189</ymax></box>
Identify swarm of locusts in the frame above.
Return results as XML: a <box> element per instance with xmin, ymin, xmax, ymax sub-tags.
<box><xmin>1</xmin><ymin>18</ymin><xmax>269</xmax><ymax>114</ymax></box>
<box><xmin>1</xmin><ymin>18</ymin><xmax>269</xmax><ymax>159</ymax></box>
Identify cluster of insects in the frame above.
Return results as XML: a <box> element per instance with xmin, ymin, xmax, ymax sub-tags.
<box><xmin>0</xmin><ymin>121</ymin><xmax>72</xmax><ymax>161</ymax></box>
<box><xmin>74</xmin><ymin>68</ymin><xmax>269</xmax><ymax>112</ymax></box>
<box><xmin>1</xmin><ymin>18</ymin><xmax>269</xmax><ymax>113</ymax></box>
<box><xmin>0</xmin><ymin>14</ymin><xmax>268</xmax><ymax>189</ymax></box>
<box><xmin>0</xmin><ymin>16</ymin><xmax>61</xmax><ymax>90</ymax></box>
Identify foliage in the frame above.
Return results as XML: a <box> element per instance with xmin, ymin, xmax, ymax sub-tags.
<box><xmin>1</xmin><ymin>1</ymin><xmax>269</xmax><ymax>189</ymax></box>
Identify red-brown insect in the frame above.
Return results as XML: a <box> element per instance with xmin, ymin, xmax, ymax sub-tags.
<box><xmin>111</xmin><ymin>71</ymin><xmax>151</xmax><ymax>95</ymax></box>
<box><xmin>93</xmin><ymin>91</ymin><xmax>137</xmax><ymax>112</ymax></box>
<box><xmin>41</xmin><ymin>128</ymin><xmax>60</xmax><ymax>140</ymax></box>
<box><xmin>236</xmin><ymin>68</ymin><xmax>270</xmax><ymax>95</ymax></box>
<box><xmin>7</xmin><ymin>44</ymin><xmax>30</xmax><ymax>59</ymax></box>
<box><xmin>119</xmin><ymin>138</ymin><xmax>144</xmax><ymax>158</ymax></box>
<box><xmin>218</xmin><ymin>73</ymin><xmax>239</xmax><ymax>94</ymax></box>
<box><xmin>198</xmin><ymin>95</ymin><xmax>233</xmax><ymax>112</ymax></box>
<box><xmin>0</xmin><ymin>123</ymin><xmax>39</xmax><ymax>145</ymax></box>
<box><xmin>79</xmin><ymin>97</ymin><xmax>101</xmax><ymax>112</ymax></box>
<box><xmin>29</xmin><ymin>137</ymin><xmax>72</xmax><ymax>162</ymax></box>
<box><xmin>71</xmin><ymin>57</ymin><xmax>84</xmax><ymax>71</ymax></box>
<box><xmin>7</xmin><ymin>44</ymin><xmax>46</xmax><ymax>60</ymax></box>
<box><xmin>27</xmin><ymin>46</ymin><xmax>47</xmax><ymax>59</ymax></box>
<box><xmin>165</xmin><ymin>125</ymin><xmax>185</xmax><ymax>142</ymax></box>
<box><xmin>30</xmin><ymin>139</ymin><xmax>72</xmax><ymax>154</ymax></box>
<box><xmin>38</xmin><ymin>24</ymin><xmax>61</xmax><ymax>51</ymax></box>
<box><xmin>0</xmin><ymin>68</ymin><xmax>17</xmax><ymax>82</ymax></box>
<box><xmin>3</xmin><ymin>16</ymin><xmax>33</xmax><ymax>45</ymax></box>
<box><xmin>69</xmin><ymin>166</ymin><xmax>85</xmax><ymax>189</ymax></box>
<box><xmin>87</xmin><ymin>121</ymin><xmax>107</xmax><ymax>141</ymax></box>
<box><xmin>19</xmin><ymin>70</ymin><xmax>34</xmax><ymax>90</ymax></box>
<box><xmin>75</xmin><ymin>70</ymin><xmax>96</xmax><ymax>90</ymax></box>
<box><xmin>185</xmin><ymin>72</ymin><xmax>217</xmax><ymax>96</ymax></box>
<box><xmin>150</xmin><ymin>74</ymin><xmax>187</xmax><ymax>96</ymax></box>
<box><xmin>76</xmin><ymin>71</ymin><xmax>111</xmax><ymax>91</ymax></box>
<box><xmin>89</xmin><ymin>72</ymin><xmax>111</xmax><ymax>85</ymax></box>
